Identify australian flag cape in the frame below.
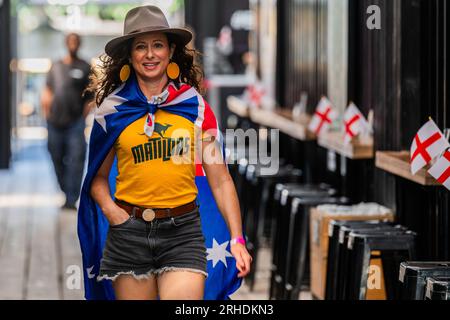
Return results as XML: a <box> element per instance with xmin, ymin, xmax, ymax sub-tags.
<box><xmin>77</xmin><ymin>74</ymin><xmax>242</xmax><ymax>300</ymax></box>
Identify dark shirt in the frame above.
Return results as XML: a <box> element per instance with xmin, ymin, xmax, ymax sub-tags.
<box><xmin>46</xmin><ymin>58</ymin><xmax>91</xmax><ymax>129</ymax></box>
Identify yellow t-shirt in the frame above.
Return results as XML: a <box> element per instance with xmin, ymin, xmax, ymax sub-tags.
<box><xmin>114</xmin><ymin>110</ymin><xmax>200</xmax><ymax>208</ymax></box>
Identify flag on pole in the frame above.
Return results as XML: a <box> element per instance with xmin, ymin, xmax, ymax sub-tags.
<box><xmin>410</xmin><ymin>119</ymin><xmax>450</xmax><ymax>174</ymax></box>
<box><xmin>343</xmin><ymin>102</ymin><xmax>369</xmax><ymax>144</ymax></box>
<box><xmin>308</xmin><ymin>97</ymin><xmax>337</xmax><ymax>136</ymax></box>
<box><xmin>428</xmin><ymin>150</ymin><xmax>450</xmax><ymax>190</ymax></box>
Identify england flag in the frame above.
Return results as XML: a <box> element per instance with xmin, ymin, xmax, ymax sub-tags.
<box><xmin>343</xmin><ymin>103</ymin><xmax>369</xmax><ymax>144</ymax></box>
<box><xmin>308</xmin><ymin>97</ymin><xmax>337</xmax><ymax>136</ymax></box>
<box><xmin>410</xmin><ymin>119</ymin><xmax>450</xmax><ymax>175</ymax></box>
<box><xmin>242</xmin><ymin>82</ymin><xmax>266</xmax><ymax>109</ymax></box>
<box><xmin>428</xmin><ymin>150</ymin><xmax>450</xmax><ymax>190</ymax></box>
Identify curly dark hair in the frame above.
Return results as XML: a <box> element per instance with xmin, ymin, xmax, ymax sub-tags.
<box><xmin>87</xmin><ymin>33</ymin><xmax>204</xmax><ymax>106</ymax></box>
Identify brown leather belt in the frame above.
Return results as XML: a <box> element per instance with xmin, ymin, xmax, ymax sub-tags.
<box><xmin>115</xmin><ymin>199</ymin><xmax>197</xmax><ymax>222</ymax></box>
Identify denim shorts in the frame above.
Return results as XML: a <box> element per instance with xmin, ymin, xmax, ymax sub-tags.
<box><xmin>97</xmin><ymin>206</ymin><xmax>208</xmax><ymax>282</ymax></box>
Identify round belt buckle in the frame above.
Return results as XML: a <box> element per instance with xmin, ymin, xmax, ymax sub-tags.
<box><xmin>142</xmin><ymin>208</ymin><xmax>156</xmax><ymax>222</ymax></box>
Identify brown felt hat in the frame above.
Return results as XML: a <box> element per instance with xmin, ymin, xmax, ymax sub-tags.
<box><xmin>104</xmin><ymin>5</ymin><xmax>193</xmax><ymax>56</ymax></box>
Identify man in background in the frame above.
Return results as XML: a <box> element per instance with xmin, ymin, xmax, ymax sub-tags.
<box><xmin>41</xmin><ymin>33</ymin><xmax>92</xmax><ymax>210</ymax></box>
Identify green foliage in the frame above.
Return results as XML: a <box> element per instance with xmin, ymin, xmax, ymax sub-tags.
<box><xmin>98</xmin><ymin>3</ymin><xmax>139</xmax><ymax>21</ymax></box>
<box><xmin>169</xmin><ymin>0</ymin><xmax>184</xmax><ymax>14</ymax></box>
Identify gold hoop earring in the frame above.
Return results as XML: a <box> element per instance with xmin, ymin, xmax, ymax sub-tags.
<box><xmin>119</xmin><ymin>64</ymin><xmax>131</xmax><ymax>82</ymax></box>
<box><xmin>166</xmin><ymin>61</ymin><xmax>180</xmax><ymax>80</ymax></box>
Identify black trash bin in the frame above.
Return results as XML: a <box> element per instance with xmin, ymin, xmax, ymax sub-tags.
<box><xmin>399</xmin><ymin>261</ymin><xmax>450</xmax><ymax>300</ymax></box>
<box><xmin>425</xmin><ymin>277</ymin><xmax>450</xmax><ymax>300</ymax></box>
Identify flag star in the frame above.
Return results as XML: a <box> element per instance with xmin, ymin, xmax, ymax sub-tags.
<box><xmin>206</xmin><ymin>238</ymin><xmax>233</xmax><ymax>268</ymax></box>
<box><xmin>95</xmin><ymin>89</ymin><xmax>127</xmax><ymax>132</ymax></box>
<box><xmin>86</xmin><ymin>266</ymin><xmax>96</xmax><ymax>279</ymax></box>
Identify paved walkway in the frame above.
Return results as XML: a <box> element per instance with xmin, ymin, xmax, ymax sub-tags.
<box><xmin>0</xmin><ymin>138</ymin><xmax>278</xmax><ymax>300</ymax></box>
<box><xmin>0</xmin><ymin>139</ymin><xmax>83</xmax><ymax>299</ymax></box>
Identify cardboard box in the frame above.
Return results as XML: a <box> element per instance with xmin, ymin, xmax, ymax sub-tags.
<box><xmin>310</xmin><ymin>205</ymin><xmax>394</xmax><ymax>300</ymax></box>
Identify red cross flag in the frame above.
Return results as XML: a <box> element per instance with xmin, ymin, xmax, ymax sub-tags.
<box><xmin>410</xmin><ymin>119</ymin><xmax>450</xmax><ymax>174</ymax></box>
<box><xmin>343</xmin><ymin>103</ymin><xmax>368</xmax><ymax>144</ymax></box>
<box><xmin>428</xmin><ymin>150</ymin><xmax>450</xmax><ymax>190</ymax></box>
<box><xmin>308</xmin><ymin>97</ymin><xmax>337</xmax><ymax>136</ymax></box>
<box><xmin>243</xmin><ymin>83</ymin><xmax>266</xmax><ymax>108</ymax></box>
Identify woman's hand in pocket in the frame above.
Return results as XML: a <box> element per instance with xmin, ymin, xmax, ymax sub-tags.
<box><xmin>104</xmin><ymin>204</ymin><xmax>130</xmax><ymax>226</ymax></box>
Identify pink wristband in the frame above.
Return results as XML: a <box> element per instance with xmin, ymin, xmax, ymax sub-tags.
<box><xmin>230</xmin><ymin>236</ymin><xmax>246</xmax><ymax>246</ymax></box>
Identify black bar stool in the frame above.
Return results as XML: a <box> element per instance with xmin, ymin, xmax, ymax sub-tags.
<box><xmin>335</xmin><ymin>224</ymin><xmax>409</xmax><ymax>300</ymax></box>
<box><xmin>243</xmin><ymin>163</ymin><xmax>302</xmax><ymax>291</ymax></box>
<box><xmin>271</xmin><ymin>183</ymin><xmax>337</xmax><ymax>242</ymax></box>
<box><xmin>325</xmin><ymin>220</ymin><xmax>395</xmax><ymax>300</ymax></box>
<box><xmin>228</xmin><ymin>147</ymin><xmax>245</xmax><ymax>185</ymax></box>
<box><xmin>425</xmin><ymin>277</ymin><xmax>450</xmax><ymax>300</ymax></box>
<box><xmin>269</xmin><ymin>183</ymin><xmax>330</xmax><ymax>299</ymax></box>
<box><xmin>245</xmin><ymin>164</ymin><xmax>302</xmax><ymax>245</ymax></box>
<box><xmin>283</xmin><ymin>197</ymin><xmax>350</xmax><ymax>300</ymax></box>
<box><xmin>346</xmin><ymin>230</ymin><xmax>417</xmax><ymax>300</ymax></box>
<box><xmin>226</xmin><ymin>139</ymin><xmax>258</xmax><ymax>216</ymax></box>
<box><xmin>236</xmin><ymin>158</ymin><xmax>250</xmax><ymax>222</ymax></box>
<box><xmin>269</xmin><ymin>184</ymin><xmax>337</xmax><ymax>299</ymax></box>
<box><xmin>268</xmin><ymin>183</ymin><xmax>337</xmax><ymax>243</ymax></box>
<box><xmin>399</xmin><ymin>261</ymin><xmax>450</xmax><ymax>300</ymax></box>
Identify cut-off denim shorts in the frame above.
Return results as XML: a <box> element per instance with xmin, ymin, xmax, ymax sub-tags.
<box><xmin>97</xmin><ymin>205</ymin><xmax>208</xmax><ymax>282</ymax></box>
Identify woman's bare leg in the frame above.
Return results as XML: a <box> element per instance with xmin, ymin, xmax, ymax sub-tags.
<box><xmin>112</xmin><ymin>274</ymin><xmax>158</xmax><ymax>300</ymax></box>
<box><xmin>157</xmin><ymin>271</ymin><xmax>205</xmax><ymax>300</ymax></box>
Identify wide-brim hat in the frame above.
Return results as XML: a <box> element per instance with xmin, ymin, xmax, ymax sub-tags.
<box><xmin>105</xmin><ymin>5</ymin><xmax>193</xmax><ymax>56</ymax></box>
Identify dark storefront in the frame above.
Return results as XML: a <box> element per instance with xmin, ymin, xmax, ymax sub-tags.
<box><xmin>275</xmin><ymin>0</ymin><xmax>449</xmax><ymax>261</ymax></box>
<box><xmin>227</xmin><ymin>0</ymin><xmax>450</xmax><ymax>300</ymax></box>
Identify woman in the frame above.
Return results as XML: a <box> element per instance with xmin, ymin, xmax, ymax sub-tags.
<box><xmin>82</xmin><ymin>5</ymin><xmax>252</xmax><ymax>300</ymax></box>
